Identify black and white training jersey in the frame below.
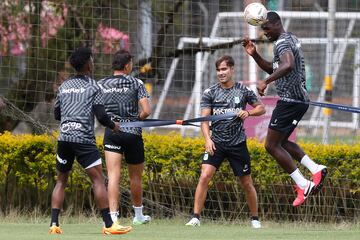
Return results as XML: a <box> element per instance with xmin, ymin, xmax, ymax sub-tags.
<box><xmin>98</xmin><ymin>74</ymin><xmax>150</xmax><ymax>136</ymax></box>
<box><xmin>201</xmin><ymin>82</ymin><xmax>259</xmax><ymax>146</ymax></box>
<box><xmin>55</xmin><ymin>75</ymin><xmax>103</xmax><ymax>145</ymax></box>
<box><xmin>272</xmin><ymin>32</ymin><xmax>309</xmax><ymax>102</ymax></box>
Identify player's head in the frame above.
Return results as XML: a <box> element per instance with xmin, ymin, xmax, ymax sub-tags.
<box><xmin>69</xmin><ymin>47</ymin><xmax>93</xmax><ymax>73</ymax></box>
<box><xmin>215</xmin><ymin>55</ymin><xmax>235</xmax><ymax>85</ymax></box>
<box><xmin>112</xmin><ymin>49</ymin><xmax>133</xmax><ymax>73</ymax></box>
<box><xmin>261</xmin><ymin>11</ymin><xmax>283</xmax><ymax>42</ymax></box>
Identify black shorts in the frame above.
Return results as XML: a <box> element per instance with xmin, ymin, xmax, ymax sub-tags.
<box><xmin>269</xmin><ymin>100</ymin><xmax>309</xmax><ymax>134</ymax></box>
<box><xmin>103</xmin><ymin>128</ymin><xmax>144</xmax><ymax>164</ymax></box>
<box><xmin>56</xmin><ymin>141</ymin><xmax>102</xmax><ymax>172</ymax></box>
<box><xmin>202</xmin><ymin>141</ymin><xmax>251</xmax><ymax>177</ymax></box>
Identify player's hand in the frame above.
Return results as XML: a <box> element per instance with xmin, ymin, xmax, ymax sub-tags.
<box><xmin>241</xmin><ymin>37</ymin><xmax>256</xmax><ymax>56</ymax></box>
<box><xmin>112</xmin><ymin>122</ymin><xmax>120</xmax><ymax>132</ymax></box>
<box><xmin>205</xmin><ymin>138</ymin><xmax>216</xmax><ymax>156</ymax></box>
<box><xmin>237</xmin><ymin>110</ymin><xmax>250</xmax><ymax>120</ymax></box>
<box><xmin>256</xmin><ymin>80</ymin><xmax>267</xmax><ymax>96</ymax></box>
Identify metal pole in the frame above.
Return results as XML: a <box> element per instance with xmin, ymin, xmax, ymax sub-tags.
<box><xmin>139</xmin><ymin>0</ymin><xmax>152</xmax><ymax>59</ymax></box>
<box><xmin>322</xmin><ymin>0</ymin><xmax>336</xmax><ymax>144</ymax></box>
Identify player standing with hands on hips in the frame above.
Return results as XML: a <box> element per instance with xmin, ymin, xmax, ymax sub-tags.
<box><xmin>186</xmin><ymin>55</ymin><xmax>265</xmax><ymax>228</ymax></box>
<box><xmin>242</xmin><ymin>11</ymin><xmax>327</xmax><ymax>207</ymax></box>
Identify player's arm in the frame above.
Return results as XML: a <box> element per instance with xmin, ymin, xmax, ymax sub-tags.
<box><xmin>264</xmin><ymin>51</ymin><xmax>294</xmax><ymax>85</ymax></box>
<box><xmin>242</xmin><ymin>38</ymin><xmax>273</xmax><ymax>74</ymax></box>
<box><xmin>138</xmin><ymin>97</ymin><xmax>151</xmax><ymax>120</ymax></box>
<box><xmin>200</xmin><ymin>108</ymin><xmax>216</xmax><ymax>156</ymax></box>
<box><xmin>53</xmin><ymin>92</ymin><xmax>61</xmax><ymax>120</ymax></box>
<box><xmin>54</xmin><ymin>106</ymin><xmax>61</xmax><ymax>120</ymax></box>
<box><xmin>237</xmin><ymin>101</ymin><xmax>265</xmax><ymax>120</ymax></box>
<box><xmin>257</xmin><ymin>51</ymin><xmax>294</xmax><ymax>96</ymax></box>
<box><xmin>93</xmin><ymin>105</ymin><xmax>117</xmax><ymax>131</ymax></box>
<box><xmin>248</xmin><ymin>101</ymin><xmax>266</xmax><ymax>116</ymax></box>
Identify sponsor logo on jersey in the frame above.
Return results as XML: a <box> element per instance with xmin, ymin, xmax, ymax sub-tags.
<box><xmin>60</xmin><ymin>122</ymin><xmax>82</xmax><ymax>132</ymax></box>
<box><xmin>61</xmin><ymin>88</ymin><xmax>86</xmax><ymax>94</ymax></box>
<box><xmin>103</xmin><ymin>87</ymin><xmax>129</xmax><ymax>93</ymax></box>
<box><xmin>213</xmin><ymin>108</ymin><xmax>241</xmax><ymax>115</ymax></box>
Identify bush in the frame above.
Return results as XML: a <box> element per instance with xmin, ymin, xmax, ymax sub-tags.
<box><xmin>0</xmin><ymin>131</ymin><xmax>359</xmax><ymax>221</ymax></box>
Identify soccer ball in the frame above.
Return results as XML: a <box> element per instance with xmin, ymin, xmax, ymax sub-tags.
<box><xmin>244</xmin><ymin>2</ymin><xmax>268</xmax><ymax>26</ymax></box>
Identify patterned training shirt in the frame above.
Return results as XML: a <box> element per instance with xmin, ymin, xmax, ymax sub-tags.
<box><xmin>201</xmin><ymin>82</ymin><xmax>259</xmax><ymax>146</ymax></box>
<box><xmin>55</xmin><ymin>75</ymin><xmax>103</xmax><ymax>145</ymax></box>
<box><xmin>98</xmin><ymin>74</ymin><xmax>150</xmax><ymax>136</ymax></box>
<box><xmin>272</xmin><ymin>32</ymin><xmax>309</xmax><ymax>102</ymax></box>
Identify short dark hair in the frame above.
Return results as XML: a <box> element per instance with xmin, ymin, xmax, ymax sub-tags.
<box><xmin>215</xmin><ymin>55</ymin><xmax>234</xmax><ymax>68</ymax></box>
<box><xmin>69</xmin><ymin>47</ymin><xmax>92</xmax><ymax>72</ymax></box>
<box><xmin>266</xmin><ymin>11</ymin><xmax>281</xmax><ymax>23</ymax></box>
<box><xmin>112</xmin><ymin>50</ymin><xmax>133</xmax><ymax>70</ymax></box>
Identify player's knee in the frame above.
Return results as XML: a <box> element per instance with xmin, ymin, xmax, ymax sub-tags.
<box><xmin>199</xmin><ymin>173</ymin><xmax>212</xmax><ymax>184</ymax></box>
<box><xmin>240</xmin><ymin>180</ymin><xmax>254</xmax><ymax>192</ymax></box>
<box><xmin>55</xmin><ymin>180</ymin><xmax>67</xmax><ymax>189</ymax></box>
<box><xmin>265</xmin><ymin>141</ymin><xmax>275</xmax><ymax>154</ymax></box>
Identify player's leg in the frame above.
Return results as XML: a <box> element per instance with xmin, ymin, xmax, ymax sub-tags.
<box><xmin>282</xmin><ymin>140</ymin><xmax>327</xmax><ymax>194</ymax></box>
<box><xmin>185</xmin><ymin>164</ymin><xmax>216</xmax><ymax>226</ymax></box>
<box><xmin>128</xmin><ymin>163</ymin><xmax>151</xmax><ymax>225</ymax></box>
<box><xmin>49</xmin><ymin>171</ymin><xmax>69</xmax><ymax>234</ymax></box>
<box><xmin>238</xmin><ymin>175</ymin><xmax>261</xmax><ymax>228</ymax></box>
<box><xmin>186</xmin><ymin>144</ymin><xmax>224</xmax><ymax>226</ymax></box>
<box><xmin>104</xmin><ymin>150</ymin><xmax>123</xmax><ymax>223</ymax></box>
<box><xmin>265</xmin><ymin>128</ymin><xmax>314</xmax><ymax>206</ymax></box>
<box><xmin>49</xmin><ymin>141</ymin><xmax>74</xmax><ymax>234</ymax></box>
<box><xmin>103</xmin><ymin>127</ymin><xmax>125</xmax><ymax>224</ymax></box>
<box><xmin>265</xmin><ymin>128</ymin><xmax>298</xmax><ymax>173</ymax></box>
<box><xmin>228</xmin><ymin>141</ymin><xmax>260</xmax><ymax>228</ymax></box>
<box><xmin>77</xmin><ymin>143</ymin><xmax>131</xmax><ymax>234</ymax></box>
<box><xmin>124</xmin><ymin>133</ymin><xmax>150</xmax><ymax>225</ymax></box>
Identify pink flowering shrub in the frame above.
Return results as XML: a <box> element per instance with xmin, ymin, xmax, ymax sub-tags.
<box><xmin>40</xmin><ymin>1</ymin><xmax>68</xmax><ymax>48</ymax></box>
<box><xmin>0</xmin><ymin>1</ymin><xmax>31</xmax><ymax>56</ymax></box>
<box><xmin>0</xmin><ymin>1</ymin><xmax>68</xmax><ymax>55</ymax></box>
<box><xmin>95</xmin><ymin>23</ymin><xmax>129</xmax><ymax>54</ymax></box>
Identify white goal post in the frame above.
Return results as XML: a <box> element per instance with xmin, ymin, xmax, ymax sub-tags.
<box><xmin>153</xmin><ymin>10</ymin><xmax>360</xmax><ymax>136</ymax></box>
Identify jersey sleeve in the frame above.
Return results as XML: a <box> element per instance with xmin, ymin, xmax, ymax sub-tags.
<box><xmin>200</xmin><ymin>88</ymin><xmax>212</xmax><ymax>109</ymax></box>
<box><xmin>275</xmin><ymin>38</ymin><xmax>292</xmax><ymax>57</ymax></box>
<box><xmin>137</xmin><ymin>80</ymin><xmax>150</xmax><ymax>100</ymax></box>
<box><xmin>245</xmin><ymin>87</ymin><xmax>259</xmax><ymax>105</ymax></box>
<box><xmin>93</xmin><ymin>84</ymin><xmax>104</xmax><ymax>105</ymax></box>
<box><xmin>54</xmin><ymin>90</ymin><xmax>61</xmax><ymax>120</ymax></box>
<box><xmin>54</xmin><ymin>90</ymin><xmax>60</xmax><ymax>108</ymax></box>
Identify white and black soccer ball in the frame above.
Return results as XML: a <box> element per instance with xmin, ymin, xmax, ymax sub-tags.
<box><xmin>244</xmin><ymin>2</ymin><xmax>268</xmax><ymax>26</ymax></box>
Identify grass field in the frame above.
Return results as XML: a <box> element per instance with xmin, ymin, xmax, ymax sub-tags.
<box><xmin>0</xmin><ymin>218</ymin><xmax>359</xmax><ymax>240</ymax></box>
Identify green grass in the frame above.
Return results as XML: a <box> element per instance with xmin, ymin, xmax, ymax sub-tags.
<box><xmin>0</xmin><ymin>218</ymin><xmax>359</xmax><ymax>240</ymax></box>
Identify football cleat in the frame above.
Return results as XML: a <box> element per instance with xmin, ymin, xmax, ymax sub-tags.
<box><xmin>185</xmin><ymin>217</ymin><xmax>200</xmax><ymax>227</ymax></box>
<box><xmin>251</xmin><ymin>220</ymin><xmax>262</xmax><ymax>229</ymax></box>
<box><xmin>132</xmin><ymin>215</ymin><xmax>151</xmax><ymax>225</ymax></box>
<box><xmin>293</xmin><ymin>181</ymin><xmax>315</xmax><ymax>207</ymax></box>
<box><xmin>49</xmin><ymin>225</ymin><xmax>62</xmax><ymax>234</ymax></box>
<box><xmin>312</xmin><ymin>165</ymin><xmax>327</xmax><ymax>195</ymax></box>
<box><xmin>102</xmin><ymin>222</ymin><xmax>132</xmax><ymax>235</ymax></box>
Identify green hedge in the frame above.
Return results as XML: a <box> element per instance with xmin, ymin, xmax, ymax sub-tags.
<box><xmin>0</xmin><ymin>131</ymin><xmax>359</xmax><ymax>221</ymax></box>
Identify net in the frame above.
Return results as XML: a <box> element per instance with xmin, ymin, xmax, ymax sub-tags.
<box><xmin>0</xmin><ymin>0</ymin><xmax>359</xmax><ymax>222</ymax></box>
